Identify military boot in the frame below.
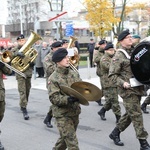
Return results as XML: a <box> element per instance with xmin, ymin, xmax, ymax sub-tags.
<box><xmin>98</xmin><ymin>107</ymin><xmax>106</xmax><ymax>120</ymax></box>
<box><xmin>115</xmin><ymin>115</ymin><xmax>121</xmax><ymax>123</ymax></box>
<box><xmin>0</xmin><ymin>141</ymin><xmax>4</xmax><ymax>150</ymax></box>
<box><xmin>43</xmin><ymin>114</ymin><xmax>53</xmax><ymax>128</ymax></box>
<box><xmin>141</xmin><ymin>103</ymin><xmax>149</xmax><ymax>114</ymax></box>
<box><xmin>21</xmin><ymin>107</ymin><xmax>29</xmax><ymax>120</ymax></box>
<box><xmin>109</xmin><ymin>127</ymin><xmax>124</xmax><ymax>146</ymax></box>
<box><xmin>96</xmin><ymin>99</ymin><xmax>103</xmax><ymax>106</ymax></box>
<box><xmin>139</xmin><ymin>139</ymin><xmax>150</xmax><ymax>150</ymax></box>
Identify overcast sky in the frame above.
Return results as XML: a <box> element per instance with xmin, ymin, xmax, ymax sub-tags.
<box><xmin>0</xmin><ymin>0</ymin><xmax>7</xmax><ymax>24</ymax></box>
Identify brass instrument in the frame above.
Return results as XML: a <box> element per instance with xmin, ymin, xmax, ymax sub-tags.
<box><xmin>71</xmin><ymin>81</ymin><xmax>102</xmax><ymax>101</ymax></box>
<box><xmin>67</xmin><ymin>36</ymin><xmax>79</xmax><ymax>73</ymax></box>
<box><xmin>11</xmin><ymin>31</ymin><xmax>42</xmax><ymax>72</ymax></box>
<box><xmin>0</xmin><ymin>51</ymin><xmax>26</xmax><ymax>78</ymax></box>
<box><xmin>60</xmin><ymin>85</ymin><xmax>89</xmax><ymax>106</ymax></box>
<box><xmin>1</xmin><ymin>50</ymin><xmax>13</xmax><ymax>63</ymax></box>
<box><xmin>60</xmin><ymin>81</ymin><xmax>102</xmax><ymax>105</ymax></box>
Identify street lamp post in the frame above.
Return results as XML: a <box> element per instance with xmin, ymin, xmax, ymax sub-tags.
<box><xmin>19</xmin><ymin>3</ymin><xmax>23</xmax><ymax>34</ymax></box>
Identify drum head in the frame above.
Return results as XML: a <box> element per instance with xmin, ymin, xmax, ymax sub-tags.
<box><xmin>130</xmin><ymin>41</ymin><xmax>150</xmax><ymax>84</ymax></box>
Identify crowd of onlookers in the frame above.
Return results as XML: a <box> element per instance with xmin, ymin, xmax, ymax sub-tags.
<box><xmin>0</xmin><ymin>37</ymin><xmax>81</xmax><ymax>78</ymax></box>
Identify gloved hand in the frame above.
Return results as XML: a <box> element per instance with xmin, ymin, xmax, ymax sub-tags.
<box><xmin>17</xmin><ymin>52</ymin><xmax>25</xmax><ymax>58</ymax></box>
<box><xmin>68</xmin><ymin>96</ymin><xmax>79</xmax><ymax>103</ymax></box>
<box><xmin>0</xmin><ymin>62</ymin><xmax>5</xmax><ymax>69</ymax></box>
<box><xmin>29</xmin><ymin>62</ymin><xmax>35</xmax><ymax>67</ymax></box>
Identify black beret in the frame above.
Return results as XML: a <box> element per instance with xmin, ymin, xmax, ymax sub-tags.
<box><xmin>104</xmin><ymin>43</ymin><xmax>114</xmax><ymax>50</ymax></box>
<box><xmin>52</xmin><ymin>48</ymin><xmax>68</xmax><ymax>63</ymax></box>
<box><xmin>51</xmin><ymin>41</ymin><xmax>62</xmax><ymax>48</ymax></box>
<box><xmin>118</xmin><ymin>29</ymin><xmax>130</xmax><ymax>41</ymax></box>
<box><xmin>62</xmin><ymin>39</ymin><xmax>69</xmax><ymax>44</ymax></box>
<box><xmin>99</xmin><ymin>40</ymin><xmax>107</xmax><ymax>45</ymax></box>
<box><xmin>17</xmin><ymin>34</ymin><xmax>25</xmax><ymax>40</ymax></box>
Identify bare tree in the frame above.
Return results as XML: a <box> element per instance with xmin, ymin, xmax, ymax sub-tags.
<box><xmin>47</xmin><ymin>0</ymin><xmax>64</xmax><ymax>39</ymax></box>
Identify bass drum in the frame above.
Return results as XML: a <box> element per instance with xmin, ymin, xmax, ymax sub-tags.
<box><xmin>130</xmin><ymin>41</ymin><xmax>150</xmax><ymax>84</ymax></box>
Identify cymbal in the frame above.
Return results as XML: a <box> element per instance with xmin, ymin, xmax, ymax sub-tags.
<box><xmin>60</xmin><ymin>85</ymin><xmax>89</xmax><ymax>106</ymax></box>
<box><xmin>71</xmin><ymin>81</ymin><xmax>102</xmax><ymax>101</ymax></box>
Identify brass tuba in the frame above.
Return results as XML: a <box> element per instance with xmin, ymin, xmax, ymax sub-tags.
<box><xmin>67</xmin><ymin>36</ymin><xmax>80</xmax><ymax>72</ymax></box>
<box><xmin>11</xmin><ymin>31</ymin><xmax>42</xmax><ymax>72</ymax></box>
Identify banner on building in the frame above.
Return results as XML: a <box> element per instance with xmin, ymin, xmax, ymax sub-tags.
<box><xmin>0</xmin><ymin>38</ymin><xmax>10</xmax><ymax>46</ymax></box>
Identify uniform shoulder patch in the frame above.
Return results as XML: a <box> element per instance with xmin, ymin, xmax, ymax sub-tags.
<box><xmin>112</xmin><ymin>58</ymin><xmax>119</xmax><ymax>62</ymax></box>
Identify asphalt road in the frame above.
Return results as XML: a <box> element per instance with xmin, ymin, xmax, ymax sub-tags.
<box><xmin>1</xmin><ymin>67</ymin><xmax>150</xmax><ymax>150</ymax></box>
<box><xmin>1</xmin><ymin>88</ymin><xmax>150</xmax><ymax>150</ymax></box>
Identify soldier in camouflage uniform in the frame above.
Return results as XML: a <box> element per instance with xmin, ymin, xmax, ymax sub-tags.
<box><xmin>43</xmin><ymin>41</ymin><xmax>62</xmax><ymax>128</ymax></box>
<box><xmin>141</xmin><ymin>87</ymin><xmax>150</xmax><ymax>114</ymax></box>
<box><xmin>12</xmin><ymin>34</ymin><xmax>35</xmax><ymax>120</ymax></box>
<box><xmin>0</xmin><ymin>58</ymin><xmax>12</xmax><ymax>150</ymax></box>
<box><xmin>98</xmin><ymin>43</ymin><xmax>121</xmax><ymax>123</ymax></box>
<box><xmin>48</xmin><ymin>48</ymin><xmax>81</xmax><ymax>150</ymax></box>
<box><xmin>108</xmin><ymin>30</ymin><xmax>150</xmax><ymax>150</ymax></box>
<box><xmin>93</xmin><ymin>40</ymin><xmax>107</xmax><ymax>106</ymax></box>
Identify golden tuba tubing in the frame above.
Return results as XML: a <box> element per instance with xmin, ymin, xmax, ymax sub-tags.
<box><xmin>11</xmin><ymin>31</ymin><xmax>42</xmax><ymax>72</ymax></box>
<box><xmin>67</xmin><ymin>36</ymin><xmax>79</xmax><ymax>73</ymax></box>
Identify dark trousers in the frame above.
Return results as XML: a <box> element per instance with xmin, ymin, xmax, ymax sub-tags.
<box><xmin>89</xmin><ymin>52</ymin><xmax>93</xmax><ymax>67</ymax></box>
<box><xmin>36</xmin><ymin>67</ymin><xmax>44</xmax><ymax>77</ymax></box>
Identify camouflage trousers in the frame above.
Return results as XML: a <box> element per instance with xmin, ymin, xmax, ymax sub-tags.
<box><xmin>0</xmin><ymin>90</ymin><xmax>5</xmax><ymax>122</ymax></box>
<box><xmin>53</xmin><ymin>116</ymin><xmax>79</xmax><ymax>150</ymax></box>
<box><xmin>47</xmin><ymin>105</ymin><xmax>53</xmax><ymax>117</ymax></box>
<box><xmin>17</xmin><ymin>77</ymin><xmax>31</xmax><ymax>108</ymax></box>
<box><xmin>117</xmin><ymin>94</ymin><xmax>148</xmax><ymax>139</ymax></box>
<box><xmin>103</xmin><ymin>87</ymin><xmax>121</xmax><ymax>116</ymax></box>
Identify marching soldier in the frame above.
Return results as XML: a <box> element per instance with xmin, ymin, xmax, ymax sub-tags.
<box><xmin>141</xmin><ymin>86</ymin><xmax>150</xmax><ymax>114</ymax></box>
<box><xmin>62</xmin><ymin>39</ymin><xmax>69</xmax><ymax>48</ymax></box>
<box><xmin>93</xmin><ymin>40</ymin><xmax>107</xmax><ymax>106</ymax></box>
<box><xmin>43</xmin><ymin>41</ymin><xmax>62</xmax><ymax>128</ymax></box>
<box><xmin>108</xmin><ymin>29</ymin><xmax>150</xmax><ymax>150</ymax></box>
<box><xmin>132</xmin><ymin>34</ymin><xmax>141</xmax><ymax>47</ymax></box>
<box><xmin>0</xmin><ymin>55</ymin><xmax>12</xmax><ymax>150</ymax></box>
<box><xmin>98</xmin><ymin>43</ymin><xmax>121</xmax><ymax>123</ymax></box>
<box><xmin>12</xmin><ymin>34</ymin><xmax>35</xmax><ymax>120</ymax></box>
<box><xmin>48</xmin><ymin>48</ymin><xmax>81</xmax><ymax>150</ymax></box>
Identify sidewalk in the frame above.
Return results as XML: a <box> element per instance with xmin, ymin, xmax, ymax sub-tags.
<box><xmin>4</xmin><ymin>67</ymin><xmax>100</xmax><ymax>90</ymax></box>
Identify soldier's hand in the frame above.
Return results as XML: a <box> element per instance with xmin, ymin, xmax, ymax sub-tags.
<box><xmin>123</xmin><ymin>82</ymin><xmax>131</xmax><ymax>89</ymax></box>
<box><xmin>29</xmin><ymin>62</ymin><xmax>35</xmax><ymax>67</ymax></box>
<box><xmin>17</xmin><ymin>52</ymin><xmax>25</xmax><ymax>58</ymax></box>
<box><xmin>68</xmin><ymin>96</ymin><xmax>79</xmax><ymax>103</ymax></box>
<box><xmin>0</xmin><ymin>62</ymin><xmax>5</xmax><ymax>69</ymax></box>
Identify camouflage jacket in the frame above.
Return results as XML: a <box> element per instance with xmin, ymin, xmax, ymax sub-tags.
<box><xmin>0</xmin><ymin>66</ymin><xmax>12</xmax><ymax>90</ymax></box>
<box><xmin>43</xmin><ymin>51</ymin><xmax>56</xmax><ymax>78</ymax></box>
<box><xmin>93</xmin><ymin>48</ymin><xmax>104</xmax><ymax>77</ymax></box>
<box><xmin>109</xmin><ymin>48</ymin><xmax>144</xmax><ymax>98</ymax></box>
<box><xmin>48</xmin><ymin>66</ymin><xmax>81</xmax><ymax>118</ymax></box>
<box><xmin>100</xmin><ymin>53</ymin><xmax>116</xmax><ymax>88</ymax></box>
